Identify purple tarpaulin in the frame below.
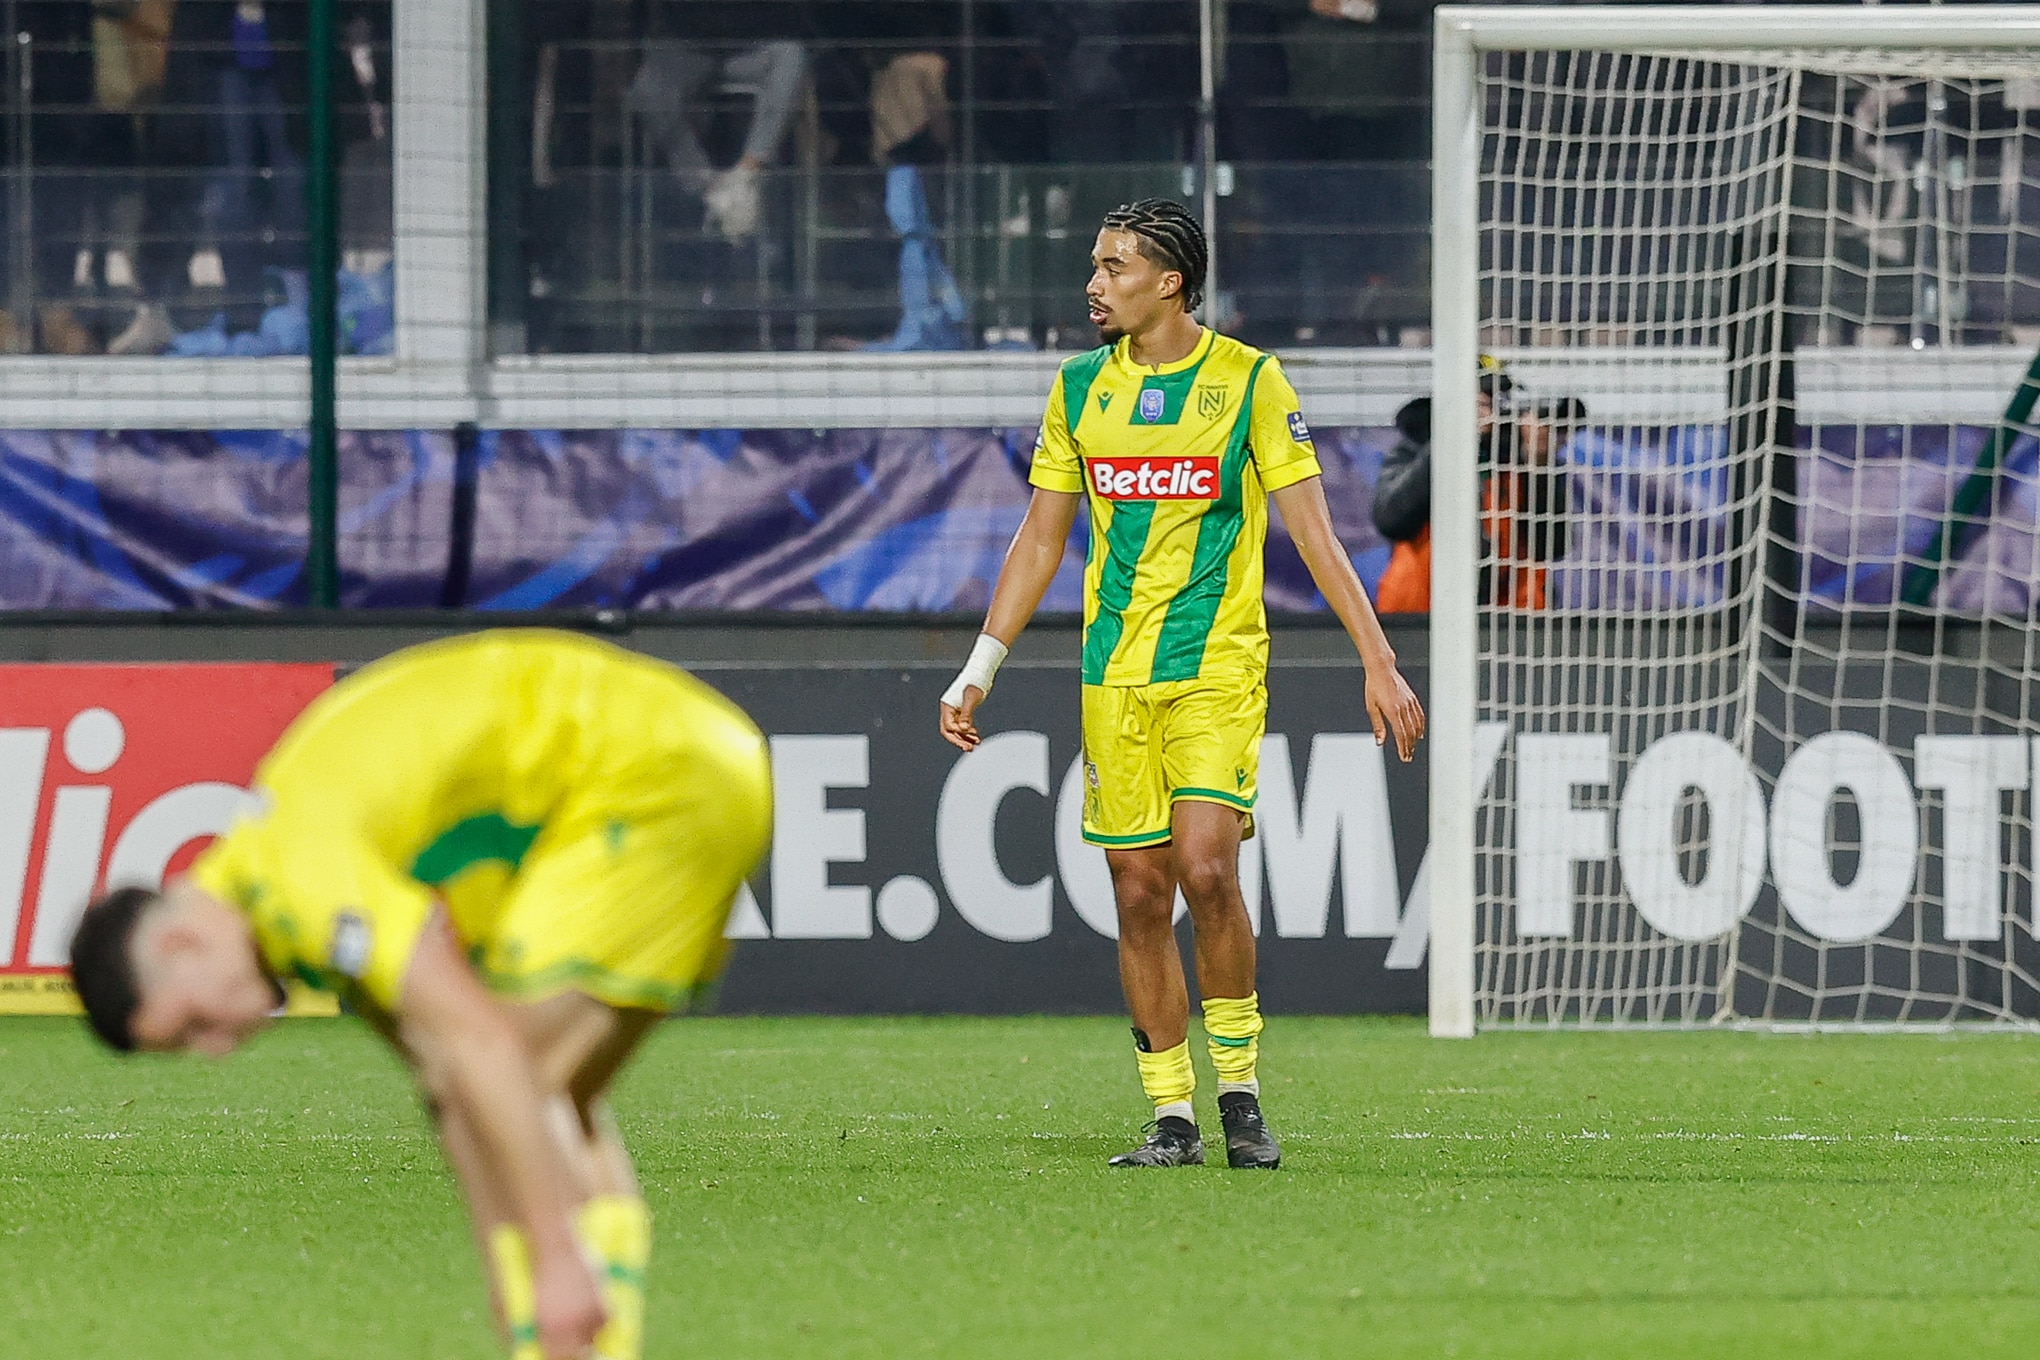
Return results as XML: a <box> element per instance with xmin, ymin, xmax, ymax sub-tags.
<box><xmin>1801</xmin><ymin>424</ymin><xmax>2040</xmax><ymax>615</ymax></box>
<box><xmin>1551</xmin><ymin>424</ymin><xmax>1735</xmax><ymax>611</ymax></box>
<box><xmin>0</xmin><ymin>426</ymin><xmax>1396</xmax><ymax>612</ymax></box>
<box><xmin>0</xmin><ymin>421</ymin><xmax>2031</xmax><ymax>615</ymax></box>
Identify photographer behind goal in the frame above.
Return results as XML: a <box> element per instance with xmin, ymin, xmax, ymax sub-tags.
<box><xmin>1371</xmin><ymin>357</ymin><xmax>1584</xmax><ymax>613</ymax></box>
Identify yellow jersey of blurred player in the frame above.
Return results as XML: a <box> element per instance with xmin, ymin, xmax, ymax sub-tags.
<box><xmin>940</xmin><ymin>199</ymin><xmax>1425</xmax><ymax>1170</ymax></box>
<box><xmin>68</xmin><ymin>630</ymin><xmax>773</xmax><ymax>1360</ymax></box>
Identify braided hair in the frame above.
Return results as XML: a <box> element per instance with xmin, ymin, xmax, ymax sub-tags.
<box><xmin>1100</xmin><ymin>199</ymin><xmax>1208</xmax><ymax>313</ymax></box>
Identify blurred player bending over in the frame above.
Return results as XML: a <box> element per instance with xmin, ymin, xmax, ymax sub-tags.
<box><xmin>68</xmin><ymin>630</ymin><xmax>772</xmax><ymax>1360</ymax></box>
<box><xmin>940</xmin><ymin>199</ymin><xmax>1425</xmax><ymax>1169</ymax></box>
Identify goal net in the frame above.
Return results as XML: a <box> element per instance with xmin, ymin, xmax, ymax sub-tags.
<box><xmin>1429</xmin><ymin>8</ymin><xmax>2040</xmax><ymax>1031</ymax></box>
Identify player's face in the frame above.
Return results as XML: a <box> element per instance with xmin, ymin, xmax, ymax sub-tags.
<box><xmin>1088</xmin><ymin>229</ymin><xmax>1181</xmax><ymax>342</ymax></box>
<box><xmin>129</xmin><ymin>932</ymin><xmax>279</xmax><ymax>1057</ymax></box>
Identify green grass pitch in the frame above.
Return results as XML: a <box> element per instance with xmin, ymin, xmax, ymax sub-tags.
<box><xmin>6</xmin><ymin>1014</ymin><xmax>2040</xmax><ymax>1359</ymax></box>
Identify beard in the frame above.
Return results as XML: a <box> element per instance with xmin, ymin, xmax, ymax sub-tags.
<box><xmin>1095</xmin><ymin>320</ymin><xmax>1125</xmax><ymax>344</ymax></box>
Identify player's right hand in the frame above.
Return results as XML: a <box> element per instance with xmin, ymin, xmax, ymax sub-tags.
<box><xmin>534</xmin><ymin>1249</ymin><xmax>606</xmax><ymax>1360</ymax></box>
<box><xmin>939</xmin><ymin>686</ymin><xmax>986</xmax><ymax>751</ymax></box>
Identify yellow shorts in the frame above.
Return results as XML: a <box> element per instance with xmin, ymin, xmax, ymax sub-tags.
<box><xmin>1080</xmin><ymin>675</ymin><xmax>1266</xmax><ymax>849</ymax></box>
<box><xmin>454</xmin><ymin>667</ymin><xmax>773</xmax><ymax>1013</ymax></box>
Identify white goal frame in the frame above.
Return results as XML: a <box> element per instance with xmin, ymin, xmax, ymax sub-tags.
<box><xmin>1428</xmin><ymin>5</ymin><xmax>2040</xmax><ymax>1037</ymax></box>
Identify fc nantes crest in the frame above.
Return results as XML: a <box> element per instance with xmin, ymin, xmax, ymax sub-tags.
<box><xmin>1196</xmin><ymin>386</ymin><xmax>1227</xmax><ymax>419</ymax></box>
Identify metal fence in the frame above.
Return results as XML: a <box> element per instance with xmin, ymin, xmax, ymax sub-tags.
<box><xmin>490</xmin><ymin>0</ymin><xmax>1432</xmax><ymax>354</ymax></box>
<box><xmin>0</xmin><ymin>0</ymin><xmax>1433</xmax><ymax>358</ymax></box>
<box><xmin>0</xmin><ymin>0</ymin><xmax>392</xmax><ymax>358</ymax></box>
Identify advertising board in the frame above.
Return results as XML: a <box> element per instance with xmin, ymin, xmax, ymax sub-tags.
<box><xmin>0</xmin><ymin>664</ymin><xmax>335</xmax><ymax>1013</ymax></box>
<box><xmin>0</xmin><ymin>655</ymin><xmax>1430</xmax><ymax>1017</ymax></box>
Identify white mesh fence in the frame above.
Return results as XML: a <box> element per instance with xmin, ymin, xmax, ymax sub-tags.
<box><xmin>1465</xmin><ymin>41</ymin><xmax>2040</xmax><ymax>1027</ymax></box>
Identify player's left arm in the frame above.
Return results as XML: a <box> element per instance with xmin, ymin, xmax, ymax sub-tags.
<box><xmin>1272</xmin><ymin>477</ymin><xmax>1426</xmax><ymax>762</ymax></box>
<box><xmin>1248</xmin><ymin>358</ymin><xmax>1424</xmax><ymax>762</ymax></box>
<box><xmin>242</xmin><ymin>825</ymin><xmax>597</xmax><ymax>1355</ymax></box>
<box><xmin>395</xmin><ymin>911</ymin><xmax>605</xmax><ymax>1360</ymax></box>
<box><xmin>343</xmin><ymin>992</ymin><xmax>527</xmax><ymax>1340</ymax></box>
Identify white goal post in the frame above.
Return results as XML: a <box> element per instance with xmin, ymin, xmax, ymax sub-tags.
<box><xmin>1430</xmin><ymin>6</ymin><xmax>2040</xmax><ymax>1035</ymax></box>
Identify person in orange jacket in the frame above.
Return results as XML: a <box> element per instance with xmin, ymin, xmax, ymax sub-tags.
<box><xmin>1370</xmin><ymin>358</ymin><xmax>1577</xmax><ymax>613</ymax></box>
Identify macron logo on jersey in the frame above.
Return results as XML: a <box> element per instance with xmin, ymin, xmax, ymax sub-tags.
<box><xmin>1087</xmin><ymin>456</ymin><xmax>1221</xmax><ymax>501</ymax></box>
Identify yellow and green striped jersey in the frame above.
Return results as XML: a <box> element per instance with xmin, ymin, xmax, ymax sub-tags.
<box><xmin>1028</xmin><ymin>327</ymin><xmax>1323</xmax><ymax>686</ymax></box>
<box><xmin>190</xmin><ymin>631</ymin><xmax>701</xmax><ymax>1012</ymax></box>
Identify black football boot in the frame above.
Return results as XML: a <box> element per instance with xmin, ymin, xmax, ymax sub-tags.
<box><xmin>1218</xmin><ymin>1091</ymin><xmax>1282</xmax><ymax>1169</ymax></box>
<box><xmin>1107</xmin><ymin>1115</ymin><xmax>1206</xmax><ymax>1167</ymax></box>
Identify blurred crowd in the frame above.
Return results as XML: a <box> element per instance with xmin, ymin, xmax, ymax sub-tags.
<box><xmin>519</xmin><ymin>0</ymin><xmax>1422</xmax><ymax>192</ymax></box>
<box><xmin>2</xmin><ymin>0</ymin><xmax>391</xmax><ymax>356</ymax></box>
<box><xmin>1</xmin><ymin>0</ymin><xmax>1441</xmax><ymax>355</ymax></box>
<box><xmin>5</xmin><ymin>0</ymin><xmax>2017</xmax><ymax>357</ymax></box>
<box><xmin>500</xmin><ymin>0</ymin><xmax>1433</xmax><ymax>352</ymax></box>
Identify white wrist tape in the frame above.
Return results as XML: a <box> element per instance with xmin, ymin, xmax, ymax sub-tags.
<box><xmin>942</xmin><ymin>633</ymin><xmax>1009</xmax><ymax>708</ymax></box>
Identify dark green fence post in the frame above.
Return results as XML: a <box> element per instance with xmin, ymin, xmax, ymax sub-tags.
<box><xmin>305</xmin><ymin>0</ymin><xmax>340</xmax><ymax>607</ymax></box>
<box><xmin>1899</xmin><ymin>341</ymin><xmax>2040</xmax><ymax>608</ymax></box>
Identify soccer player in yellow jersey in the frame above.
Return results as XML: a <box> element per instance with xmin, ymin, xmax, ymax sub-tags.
<box><xmin>939</xmin><ymin>200</ymin><xmax>1425</xmax><ymax>1169</ymax></box>
<box><xmin>66</xmin><ymin>630</ymin><xmax>772</xmax><ymax>1360</ymax></box>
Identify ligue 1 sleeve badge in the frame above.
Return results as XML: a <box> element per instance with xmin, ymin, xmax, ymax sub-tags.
<box><xmin>329</xmin><ymin>911</ymin><xmax>372</xmax><ymax>980</ymax></box>
<box><xmin>1138</xmin><ymin>388</ymin><xmax>1166</xmax><ymax>423</ymax></box>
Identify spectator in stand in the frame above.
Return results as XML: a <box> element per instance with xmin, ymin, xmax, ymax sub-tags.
<box><xmin>786</xmin><ymin>3</ymin><xmax>967</xmax><ymax>351</ymax></box>
<box><xmin>77</xmin><ymin>6</ymin><xmax>169</xmax><ymax>298</ymax></box>
<box><xmin>869</xmin><ymin>50</ymin><xmax>952</xmax><ymax>170</ymax></box>
<box><xmin>96</xmin><ymin>1</ymin><xmax>180</xmax><ymax>356</ymax></box>
<box><xmin>160</xmin><ymin>0</ymin><xmax>308</xmax><ymax>299</ymax></box>
<box><xmin>13</xmin><ymin>1</ymin><xmax>100</xmax><ymax>352</ymax></box>
<box><xmin>1276</xmin><ymin>0</ymin><xmax>1396</xmax><ymax>160</ymax></box>
<box><xmin>1011</xmin><ymin>0</ymin><xmax>1194</xmax><ymax>165</ymax></box>
<box><xmin>337</xmin><ymin>5</ymin><xmax>391</xmax><ymax>263</ymax></box>
<box><xmin>525</xmin><ymin>0</ymin><xmax>597</xmax><ymax>307</ymax></box>
<box><xmin>1214</xmin><ymin>0</ymin><xmax>1388</xmax><ymax>342</ymax></box>
<box><xmin>7</xmin><ymin>0</ymin><xmax>170</xmax><ymax>353</ymax></box>
<box><xmin>802</xmin><ymin>0</ymin><xmax>955</xmax><ymax>168</ymax></box>
<box><xmin>623</xmin><ymin>0</ymin><xmax>814</xmax><ymax>243</ymax></box>
<box><xmin>1218</xmin><ymin>0</ymin><xmax>1299</xmax><ymax>164</ymax></box>
<box><xmin>1372</xmin><ymin>357</ymin><xmax>1578</xmax><ymax>612</ymax></box>
<box><xmin>0</xmin><ymin>1</ymin><xmax>163</xmax><ymax>353</ymax></box>
<box><xmin>114</xmin><ymin>1</ymin><xmax>383</xmax><ymax>355</ymax></box>
<box><xmin>860</xmin><ymin>48</ymin><xmax>967</xmax><ymax>352</ymax></box>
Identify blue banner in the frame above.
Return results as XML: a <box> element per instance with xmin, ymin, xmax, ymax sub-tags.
<box><xmin>0</xmin><ymin>427</ymin><xmax>1396</xmax><ymax>611</ymax></box>
<box><xmin>0</xmin><ymin>423</ymin><xmax>2032</xmax><ymax>614</ymax></box>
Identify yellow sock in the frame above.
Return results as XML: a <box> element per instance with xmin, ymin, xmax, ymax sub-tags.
<box><xmin>1133</xmin><ymin>1038</ymin><xmax>1196</xmax><ymax>1118</ymax></box>
<box><xmin>1202</xmin><ymin>992</ymin><xmax>1264</xmax><ymax>1092</ymax></box>
<box><xmin>576</xmin><ymin>1194</ymin><xmax>652</xmax><ymax>1360</ymax></box>
<box><xmin>486</xmin><ymin>1224</ymin><xmax>543</xmax><ymax>1360</ymax></box>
